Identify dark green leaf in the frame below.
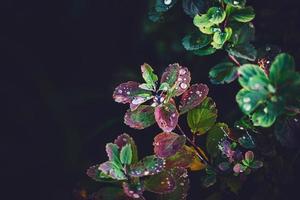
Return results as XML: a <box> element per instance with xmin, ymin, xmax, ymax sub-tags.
<box><xmin>206</xmin><ymin>123</ymin><xmax>229</xmax><ymax>157</ymax></box>
<box><xmin>236</xmin><ymin>89</ymin><xmax>267</xmax><ymax>114</ymax></box>
<box><xmin>209</xmin><ymin>62</ymin><xmax>238</xmax><ymax>84</ymax></box>
<box><xmin>182</xmin><ymin>0</ymin><xmax>207</xmax><ymax>17</ymax></box>
<box><xmin>227</xmin><ymin>43</ymin><xmax>257</xmax><ymax>61</ymax></box>
<box><xmin>237</xmin><ymin>64</ymin><xmax>268</xmax><ymax>90</ymax></box>
<box><xmin>193</xmin><ymin>46</ymin><xmax>217</xmax><ymax>56</ymax></box>
<box><xmin>182</xmin><ymin>32</ymin><xmax>211</xmax><ymax>51</ymax></box>
<box><xmin>231</xmin><ymin>7</ymin><xmax>255</xmax><ymax>22</ymax></box>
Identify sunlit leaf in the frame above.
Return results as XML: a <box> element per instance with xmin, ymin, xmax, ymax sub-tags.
<box><xmin>187</xmin><ymin>97</ymin><xmax>217</xmax><ymax>134</ymax></box>
<box><xmin>144</xmin><ymin>170</ymin><xmax>176</xmax><ymax>194</ymax></box>
<box><xmin>124</xmin><ymin>105</ymin><xmax>156</xmax><ymax>130</ymax></box>
<box><xmin>155</xmin><ymin>103</ymin><xmax>179</xmax><ymax>132</ymax></box>
<box><xmin>153</xmin><ymin>132</ymin><xmax>186</xmax><ymax>158</ymax></box>
<box><xmin>206</xmin><ymin>123</ymin><xmax>229</xmax><ymax>157</ymax></box>
<box><xmin>179</xmin><ymin>84</ymin><xmax>209</xmax><ymax>114</ymax></box>
<box><xmin>114</xmin><ymin>133</ymin><xmax>138</xmax><ymax>164</ymax></box>
<box><xmin>128</xmin><ymin>155</ymin><xmax>165</xmax><ymax>177</ymax></box>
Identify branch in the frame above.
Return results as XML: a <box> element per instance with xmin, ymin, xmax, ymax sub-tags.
<box><xmin>228</xmin><ymin>54</ymin><xmax>241</xmax><ymax>66</ymax></box>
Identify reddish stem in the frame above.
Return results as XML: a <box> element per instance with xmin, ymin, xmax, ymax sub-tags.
<box><xmin>228</xmin><ymin>54</ymin><xmax>241</xmax><ymax>66</ymax></box>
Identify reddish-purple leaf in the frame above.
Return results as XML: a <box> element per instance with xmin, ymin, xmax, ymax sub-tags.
<box><xmin>124</xmin><ymin>105</ymin><xmax>155</xmax><ymax>130</ymax></box>
<box><xmin>144</xmin><ymin>170</ymin><xmax>176</xmax><ymax>194</ymax></box>
<box><xmin>154</xmin><ymin>103</ymin><xmax>179</xmax><ymax>132</ymax></box>
<box><xmin>179</xmin><ymin>84</ymin><xmax>209</xmax><ymax>114</ymax></box>
<box><xmin>161</xmin><ymin>63</ymin><xmax>191</xmax><ymax>96</ymax></box>
<box><xmin>114</xmin><ymin>133</ymin><xmax>138</xmax><ymax>163</ymax></box>
<box><xmin>113</xmin><ymin>81</ymin><xmax>153</xmax><ymax>110</ymax></box>
<box><xmin>128</xmin><ymin>155</ymin><xmax>165</xmax><ymax>177</ymax></box>
<box><xmin>245</xmin><ymin>151</ymin><xmax>254</xmax><ymax>162</ymax></box>
<box><xmin>233</xmin><ymin>163</ymin><xmax>242</xmax><ymax>174</ymax></box>
<box><xmin>165</xmin><ymin>147</ymin><xmax>194</xmax><ymax>169</ymax></box>
<box><xmin>122</xmin><ymin>181</ymin><xmax>145</xmax><ymax>199</ymax></box>
<box><xmin>153</xmin><ymin>132</ymin><xmax>186</xmax><ymax>158</ymax></box>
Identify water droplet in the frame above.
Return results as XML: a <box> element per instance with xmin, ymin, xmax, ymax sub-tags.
<box><xmin>118</xmin><ymin>89</ymin><xmax>122</xmax><ymax>93</ymax></box>
<box><xmin>144</xmin><ymin>171</ymin><xmax>150</xmax><ymax>175</ymax></box>
<box><xmin>233</xmin><ymin>1</ymin><xmax>239</xmax><ymax>5</ymax></box>
<box><xmin>164</xmin><ymin>0</ymin><xmax>172</xmax><ymax>5</ymax></box>
<box><xmin>179</xmin><ymin>69</ymin><xmax>186</xmax><ymax>75</ymax></box>
<box><xmin>180</xmin><ymin>83</ymin><xmax>188</xmax><ymax>89</ymax></box>
<box><xmin>243</xmin><ymin>97</ymin><xmax>251</xmax><ymax>103</ymax></box>
<box><xmin>263</xmin><ymin>107</ymin><xmax>268</xmax><ymax>113</ymax></box>
<box><xmin>266</xmin><ymin>46</ymin><xmax>271</xmax><ymax>51</ymax></box>
<box><xmin>133</xmin><ymin>194</ymin><xmax>140</xmax><ymax>198</ymax></box>
<box><xmin>243</xmin><ymin>104</ymin><xmax>251</xmax><ymax>111</ymax></box>
<box><xmin>180</xmin><ymin>182</ymin><xmax>185</xmax><ymax>186</ymax></box>
<box><xmin>127</xmin><ymin>91</ymin><xmax>131</xmax><ymax>95</ymax></box>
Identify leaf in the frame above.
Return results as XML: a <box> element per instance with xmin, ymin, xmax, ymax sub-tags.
<box><xmin>182</xmin><ymin>0</ymin><xmax>207</xmax><ymax>17</ymax></box>
<box><xmin>206</xmin><ymin>123</ymin><xmax>229</xmax><ymax>157</ymax></box>
<box><xmin>244</xmin><ymin>151</ymin><xmax>254</xmax><ymax>162</ymax></box>
<box><xmin>202</xmin><ymin>174</ymin><xmax>217</xmax><ymax>187</ymax></box>
<box><xmin>236</xmin><ymin>89</ymin><xmax>267</xmax><ymax>114</ymax></box>
<box><xmin>159</xmin><ymin>168</ymin><xmax>190</xmax><ymax>200</ymax></box>
<box><xmin>122</xmin><ymin>181</ymin><xmax>144</xmax><ymax>199</ymax></box>
<box><xmin>251</xmin><ymin>101</ymin><xmax>282</xmax><ymax>127</ymax></box>
<box><xmin>193</xmin><ymin>46</ymin><xmax>217</xmax><ymax>56</ymax></box>
<box><xmin>231</xmin><ymin>23</ymin><xmax>255</xmax><ymax>45</ymax></box>
<box><xmin>269</xmin><ymin>53</ymin><xmax>295</xmax><ymax>86</ymax></box>
<box><xmin>193</xmin><ymin>14</ymin><xmax>214</xmax><ymax>28</ymax></box>
<box><xmin>160</xmin><ymin>63</ymin><xmax>191</xmax><ymax>96</ymax></box>
<box><xmin>165</xmin><ymin>146</ymin><xmax>194</xmax><ymax>169</ymax></box>
<box><xmin>106</xmin><ymin>143</ymin><xmax>122</xmax><ymax>167</ymax></box>
<box><xmin>141</xmin><ymin>63</ymin><xmax>158</xmax><ymax>91</ymax></box>
<box><xmin>128</xmin><ymin>155</ymin><xmax>165</xmax><ymax>177</ymax></box>
<box><xmin>212</xmin><ymin>28</ymin><xmax>232</xmax><ymax>48</ymax></box>
<box><xmin>158</xmin><ymin>82</ymin><xmax>170</xmax><ymax>92</ymax></box>
<box><xmin>231</xmin><ymin>7</ymin><xmax>255</xmax><ymax>23</ymax></box>
<box><xmin>179</xmin><ymin>83</ymin><xmax>209</xmax><ymax>114</ymax></box>
<box><xmin>155</xmin><ymin>0</ymin><xmax>177</xmax><ymax>12</ymax></box>
<box><xmin>86</xmin><ymin>165</ymin><xmax>117</xmax><ymax>183</ymax></box>
<box><xmin>154</xmin><ymin>103</ymin><xmax>179</xmax><ymax>132</ymax></box>
<box><xmin>207</xmin><ymin>7</ymin><xmax>226</xmax><ymax>24</ymax></box>
<box><xmin>238</xmin><ymin>134</ymin><xmax>256</xmax><ymax>149</ymax></box>
<box><xmin>185</xmin><ymin>145</ymin><xmax>208</xmax><ymax>171</ymax></box>
<box><xmin>187</xmin><ymin>97</ymin><xmax>218</xmax><ymax>135</ymax></box>
<box><xmin>227</xmin><ymin>43</ymin><xmax>257</xmax><ymax>61</ymax></box>
<box><xmin>209</xmin><ymin>62</ymin><xmax>238</xmax><ymax>84</ymax></box>
<box><xmin>182</xmin><ymin>32</ymin><xmax>211</xmax><ymax>51</ymax></box>
<box><xmin>237</xmin><ymin>64</ymin><xmax>268</xmax><ymax>90</ymax></box>
<box><xmin>120</xmin><ymin>144</ymin><xmax>133</xmax><ymax>165</ymax></box>
<box><xmin>113</xmin><ymin>81</ymin><xmax>153</xmax><ymax>110</ymax></box>
<box><xmin>153</xmin><ymin>132</ymin><xmax>186</xmax><ymax>158</ymax></box>
<box><xmin>144</xmin><ymin>170</ymin><xmax>176</xmax><ymax>194</ymax></box>
<box><xmin>98</xmin><ymin>161</ymin><xmax>127</xmax><ymax>180</ymax></box>
<box><xmin>250</xmin><ymin>160</ymin><xmax>263</xmax><ymax>169</ymax></box>
<box><xmin>218</xmin><ymin>162</ymin><xmax>231</xmax><ymax>171</ymax></box>
<box><xmin>114</xmin><ymin>133</ymin><xmax>138</xmax><ymax>163</ymax></box>
<box><xmin>124</xmin><ymin>105</ymin><xmax>156</xmax><ymax>130</ymax></box>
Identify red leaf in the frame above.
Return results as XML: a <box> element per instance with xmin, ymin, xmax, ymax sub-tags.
<box><xmin>161</xmin><ymin>63</ymin><xmax>191</xmax><ymax>96</ymax></box>
<box><xmin>154</xmin><ymin>103</ymin><xmax>179</xmax><ymax>132</ymax></box>
<box><xmin>153</xmin><ymin>132</ymin><xmax>186</xmax><ymax>158</ymax></box>
<box><xmin>179</xmin><ymin>84</ymin><xmax>209</xmax><ymax>114</ymax></box>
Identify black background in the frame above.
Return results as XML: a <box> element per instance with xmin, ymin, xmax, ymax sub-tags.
<box><xmin>1</xmin><ymin>0</ymin><xmax>300</xmax><ymax>199</ymax></box>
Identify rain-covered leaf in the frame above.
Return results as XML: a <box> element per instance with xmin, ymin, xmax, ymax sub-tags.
<box><xmin>182</xmin><ymin>32</ymin><xmax>211</xmax><ymax>51</ymax></box>
<box><xmin>236</xmin><ymin>89</ymin><xmax>267</xmax><ymax>114</ymax></box>
<box><xmin>179</xmin><ymin>83</ymin><xmax>209</xmax><ymax>114</ymax></box>
<box><xmin>144</xmin><ymin>170</ymin><xmax>176</xmax><ymax>194</ymax></box>
<box><xmin>234</xmin><ymin>116</ymin><xmax>258</xmax><ymax>132</ymax></box>
<box><xmin>124</xmin><ymin>105</ymin><xmax>155</xmax><ymax>130</ymax></box>
<box><xmin>141</xmin><ymin>63</ymin><xmax>158</xmax><ymax>91</ymax></box>
<box><xmin>154</xmin><ymin>103</ymin><xmax>179</xmax><ymax>132</ymax></box>
<box><xmin>161</xmin><ymin>63</ymin><xmax>191</xmax><ymax>96</ymax></box>
<box><xmin>206</xmin><ymin>123</ymin><xmax>229</xmax><ymax>157</ymax></box>
<box><xmin>209</xmin><ymin>62</ymin><xmax>238</xmax><ymax>84</ymax></box>
<box><xmin>113</xmin><ymin>81</ymin><xmax>153</xmax><ymax>110</ymax></box>
<box><xmin>227</xmin><ymin>43</ymin><xmax>257</xmax><ymax>61</ymax></box>
<box><xmin>128</xmin><ymin>155</ymin><xmax>165</xmax><ymax>177</ymax></box>
<box><xmin>159</xmin><ymin>168</ymin><xmax>190</xmax><ymax>200</ymax></box>
<box><xmin>193</xmin><ymin>46</ymin><xmax>217</xmax><ymax>56</ymax></box>
<box><xmin>238</xmin><ymin>133</ymin><xmax>256</xmax><ymax>149</ymax></box>
<box><xmin>237</xmin><ymin>64</ymin><xmax>268</xmax><ymax>90</ymax></box>
<box><xmin>182</xmin><ymin>0</ymin><xmax>207</xmax><ymax>17</ymax></box>
<box><xmin>155</xmin><ymin>0</ymin><xmax>177</xmax><ymax>12</ymax></box>
<box><xmin>98</xmin><ymin>161</ymin><xmax>127</xmax><ymax>180</ymax></box>
<box><xmin>86</xmin><ymin>165</ymin><xmax>117</xmax><ymax>183</ymax></box>
<box><xmin>231</xmin><ymin>7</ymin><xmax>255</xmax><ymax>22</ymax></box>
<box><xmin>187</xmin><ymin>97</ymin><xmax>218</xmax><ymax>134</ymax></box>
<box><xmin>207</xmin><ymin>7</ymin><xmax>226</xmax><ymax>24</ymax></box>
<box><xmin>251</xmin><ymin>102</ymin><xmax>280</xmax><ymax>127</ymax></box>
<box><xmin>120</xmin><ymin>144</ymin><xmax>133</xmax><ymax>165</ymax></box>
<box><xmin>114</xmin><ymin>133</ymin><xmax>138</xmax><ymax>163</ymax></box>
<box><xmin>165</xmin><ymin>146</ymin><xmax>194</xmax><ymax>169</ymax></box>
<box><xmin>153</xmin><ymin>132</ymin><xmax>186</xmax><ymax>158</ymax></box>
<box><xmin>122</xmin><ymin>181</ymin><xmax>144</xmax><ymax>199</ymax></box>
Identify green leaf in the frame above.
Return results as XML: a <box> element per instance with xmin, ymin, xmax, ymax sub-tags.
<box><xmin>114</xmin><ymin>133</ymin><xmax>139</xmax><ymax>164</ymax></box>
<box><xmin>193</xmin><ymin>14</ymin><xmax>214</xmax><ymax>28</ymax></box>
<box><xmin>236</xmin><ymin>89</ymin><xmax>267</xmax><ymax>114</ymax></box>
<box><xmin>86</xmin><ymin>165</ymin><xmax>118</xmax><ymax>183</ymax></box>
<box><xmin>212</xmin><ymin>28</ymin><xmax>232</xmax><ymax>48</ymax></box>
<box><xmin>187</xmin><ymin>97</ymin><xmax>218</xmax><ymax>135</ymax></box>
<box><xmin>193</xmin><ymin>46</ymin><xmax>217</xmax><ymax>56</ymax></box>
<box><xmin>120</xmin><ymin>144</ymin><xmax>133</xmax><ymax>165</ymax></box>
<box><xmin>251</xmin><ymin>102</ymin><xmax>279</xmax><ymax>127</ymax></box>
<box><xmin>144</xmin><ymin>170</ymin><xmax>176</xmax><ymax>194</ymax></box>
<box><xmin>238</xmin><ymin>64</ymin><xmax>268</xmax><ymax>90</ymax></box>
<box><xmin>209</xmin><ymin>62</ymin><xmax>238</xmax><ymax>84</ymax></box>
<box><xmin>206</xmin><ymin>123</ymin><xmax>229</xmax><ymax>157</ymax></box>
<box><xmin>207</xmin><ymin>7</ymin><xmax>226</xmax><ymax>24</ymax></box>
<box><xmin>106</xmin><ymin>143</ymin><xmax>122</xmax><ymax>167</ymax></box>
<box><xmin>269</xmin><ymin>53</ymin><xmax>295</xmax><ymax>86</ymax></box>
<box><xmin>158</xmin><ymin>82</ymin><xmax>170</xmax><ymax>91</ymax></box>
<box><xmin>227</xmin><ymin>43</ymin><xmax>257</xmax><ymax>61</ymax></box>
<box><xmin>182</xmin><ymin>32</ymin><xmax>211</xmax><ymax>51</ymax></box>
<box><xmin>231</xmin><ymin>7</ymin><xmax>255</xmax><ymax>23</ymax></box>
<box><xmin>231</xmin><ymin>23</ymin><xmax>255</xmax><ymax>45</ymax></box>
<box><xmin>141</xmin><ymin>63</ymin><xmax>158</xmax><ymax>91</ymax></box>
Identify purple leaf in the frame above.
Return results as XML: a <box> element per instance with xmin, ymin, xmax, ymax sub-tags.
<box><xmin>161</xmin><ymin>63</ymin><xmax>191</xmax><ymax>96</ymax></box>
<box><xmin>245</xmin><ymin>151</ymin><xmax>254</xmax><ymax>162</ymax></box>
<box><xmin>179</xmin><ymin>84</ymin><xmax>209</xmax><ymax>114</ymax></box>
<box><xmin>154</xmin><ymin>102</ymin><xmax>179</xmax><ymax>132</ymax></box>
<box><xmin>122</xmin><ymin>181</ymin><xmax>145</xmax><ymax>199</ymax></box>
<box><xmin>124</xmin><ymin>105</ymin><xmax>155</xmax><ymax>130</ymax></box>
<box><xmin>153</xmin><ymin>132</ymin><xmax>186</xmax><ymax>158</ymax></box>
<box><xmin>128</xmin><ymin>155</ymin><xmax>165</xmax><ymax>177</ymax></box>
<box><xmin>233</xmin><ymin>163</ymin><xmax>242</xmax><ymax>174</ymax></box>
<box><xmin>144</xmin><ymin>170</ymin><xmax>176</xmax><ymax>194</ymax></box>
<box><xmin>113</xmin><ymin>81</ymin><xmax>153</xmax><ymax>110</ymax></box>
<box><xmin>114</xmin><ymin>133</ymin><xmax>138</xmax><ymax>163</ymax></box>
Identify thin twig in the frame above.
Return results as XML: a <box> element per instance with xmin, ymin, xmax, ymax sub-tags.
<box><xmin>228</xmin><ymin>54</ymin><xmax>241</xmax><ymax>66</ymax></box>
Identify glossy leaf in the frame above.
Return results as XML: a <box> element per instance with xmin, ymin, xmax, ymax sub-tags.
<box><xmin>144</xmin><ymin>170</ymin><xmax>176</xmax><ymax>194</ymax></box>
<box><xmin>224</xmin><ymin>0</ymin><xmax>246</xmax><ymax>7</ymax></box>
<box><xmin>236</xmin><ymin>89</ymin><xmax>267</xmax><ymax>114</ymax></box>
<box><xmin>218</xmin><ymin>162</ymin><xmax>231</xmax><ymax>171</ymax></box>
<box><xmin>179</xmin><ymin>83</ymin><xmax>209</xmax><ymax>114</ymax></box>
<box><xmin>251</xmin><ymin>102</ymin><xmax>280</xmax><ymax>127</ymax></box>
<box><xmin>209</xmin><ymin>62</ymin><xmax>238</xmax><ymax>84</ymax></box>
<box><xmin>154</xmin><ymin>103</ymin><xmax>179</xmax><ymax>132</ymax></box>
<box><xmin>120</xmin><ymin>144</ymin><xmax>133</xmax><ymax>165</ymax></box>
<box><xmin>238</xmin><ymin>64</ymin><xmax>268</xmax><ymax>90</ymax></box>
<box><xmin>206</xmin><ymin>123</ymin><xmax>229</xmax><ymax>157</ymax></box>
<box><xmin>193</xmin><ymin>14</ymin><xmax>214</xmax><ymax>28</ymax></box>
<box><xmin>141</xmin><ymin>63</ymin><xmax>158</xmax><ymax>91</ymax></box>
<box><xmin>207</xmin><ymin>7</ymin><xmax>226</xmax><ymax>24</ymax></box>
<box><xmin>193</xmin><ymin>46</ymin><xmax>217</xmax><ymax>56</ymax></box>
<box><xmin>128</xmin><ymin>155</ymin><xmax>165</xmax><ymax>177</ymax></box>
<box><xmin>187</xmin><ymin>97</ymin><xmax>218</xmax><ymax>135</ymax></box>
<box><xmin>231</xmin><ymin>7</ymin><xmax>255</xmax><ymax>22</ymax></box>
<box><xmin>182</xmin><ymin>32</ymin><xmax>211</xmax><ymax>51</ymax></box>
<box><xmin>114</xmin><ymin>133</ymin><xmax>138</xmax><ymax>164</ymax></box>
<box><xmin>153</xmin><ymin>132</ymin><xmax>186</xmax><ymax>158</ymax></box>
<box><xmin>124</xmin><ymin>105</ymin><xmax>155</xmax><ymax>130</ymax></box>
<box><xmin>228</xmin><ymin>43</ymin><xmax>257</xmax><ymax>61</ymax></box>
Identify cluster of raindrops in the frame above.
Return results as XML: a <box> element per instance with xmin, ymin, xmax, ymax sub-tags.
<box><xmin>128</xmin><ymin>156</ymin><xmax>166</xmax><ymax>177</ymax></box>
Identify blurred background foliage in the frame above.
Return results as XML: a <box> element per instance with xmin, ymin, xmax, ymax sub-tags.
<box><xmin>1</xmin><ymin>0</ymin><xmax>300</xmax><ymax>199</ymax></box>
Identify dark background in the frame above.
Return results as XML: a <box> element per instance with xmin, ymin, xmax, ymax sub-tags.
<box><xmin>1</xmin><ymin>0</ymin><xmax>300</xmax><ymax>199</ymax></box>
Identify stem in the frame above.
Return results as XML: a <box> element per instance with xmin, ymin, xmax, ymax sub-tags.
<box><xmin>228</xmin><ymin>54</ymin><xmax>241</xmax><ymax>66</ymax></box>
